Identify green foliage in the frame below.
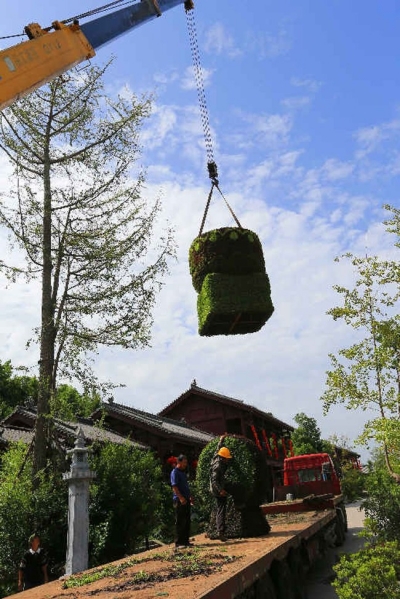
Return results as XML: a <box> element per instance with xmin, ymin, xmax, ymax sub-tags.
<box><xmin>50</xmin><ymin>384</ymin><xmax>101</xmax><ymax>421</ymax></box>
<box><xmin>0</xmin><ymin>360</ymin><xmax>38</xmax><ymax>419</ymax></box>
<box><xmin>321</xmin><ymin>244</ymin><xmax>400</xmax><ymax>476</ymax></box>
<box><xmin>0</xmin><ymin>441</ymin><xmax>173</xmax><ymax>595</ymax></box>
<box><xmin>340</xmin><ymin>463</ymin><xmax>365</xmax><ymax>502</ymax></box>
<box><xmin>189</xmin><ymin>227</ymin><xmax>266</xmax><ymax>293</ymax></box>
<box><xmin>0</xmin><ymin>444</ymin><xmax>67</xmax><ymax>598</ymax></box>
<box><xmin>196</xmin><ymin>436</ymin><xmax>268</xmax><ymax>517</ymax></box>
<box><xmin>383</xmin><ymin>204</ymin><xmax>400</xmax><ymax>249</ymax></box>
<box><xmin>362</xmin><ymin>458</ymin><xmax>400</xmax><ymax>541</ymax></box>
<box><xmin>197</xmin><ymin>272</ymin><xmax>274</xmax><ymax>336</ymax></box>
<box><xmin>291</xmin><ymin>413</ymin><xmax>325</xmax><ymax>455</ymax></box>
<box><xmin>89</xmin><ymin>443</ymin><xmax>168</xmax><ymax>565</ymax></box>
<box><xmin>332</xmin><ymin>541</ymin><xmax>400</xmax><ymax>599</ymax></box>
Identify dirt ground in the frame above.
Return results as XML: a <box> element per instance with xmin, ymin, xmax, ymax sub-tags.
<box><xmin>9</xmin><ymin>512</ymin><xmax>323</xmax><ymax>599</ymax></box>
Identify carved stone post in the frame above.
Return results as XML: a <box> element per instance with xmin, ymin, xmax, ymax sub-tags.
<box><xmin>63</xmin><ymin>428</ymin><xmax>96</xmax><ymax>575</ymax></box>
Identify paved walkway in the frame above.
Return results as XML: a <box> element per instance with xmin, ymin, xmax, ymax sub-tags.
<box><xmin>306</xmin><ymin>501</ymin><xmax>366</xmax><ymax>599</ymax></box>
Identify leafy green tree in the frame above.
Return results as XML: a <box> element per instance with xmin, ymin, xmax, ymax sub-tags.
<box><xmin>291</xmin><ymin>413</ymin><xmax>326</xmax><ymax>455</ymax></box>
<box><xmin>0</xmin><ymin>62</ymin><xmax>174</xmax><ymax>476</ymax></box>
<box><xmin>51</xmin><ymin>384</ymin><xmax>101</xmax><ymax>421</ymax></box>
<box><xmin>89</xmin><ymin>443</ymin><xmax>168</xmax><ymax>565</ymax></box>
<box><xmin>0</xmin><ymin>360</ymin><xmax>38</xmax><ymax>419</ymax></box>
<box><xmin>321</xmin><ymin>247</ymin><xmax>400</xmax><ymax>481</ymax></box>
<box><xmin>0</xmin><ymin>443</ymin><xmax>67</xmax><ymax>598</ymax></box>
<box><xmin>333</xmin><ymin>541</ymin><xmax>400</xmax><ymax>599</ymax></box>
<box><xmin>339</xmin><ymin>462</ymin><xmax>365</xmax><ymax>502</ymax></box>
<box><xmin>362</xmin><ymin>451</ymin><xmax>400</xmax><ymax>541</ymax></box>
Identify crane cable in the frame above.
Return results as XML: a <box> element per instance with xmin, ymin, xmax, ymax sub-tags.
<box><xmin>184</xmin><ymin>1</ymin><xmax>242</xmax><ymax>234</ymax></box>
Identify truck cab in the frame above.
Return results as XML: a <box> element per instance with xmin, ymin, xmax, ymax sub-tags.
<box><xmin>275</xmin><ymin>452</ymin><xmax>341</xmax><ymax>501</ymax></box>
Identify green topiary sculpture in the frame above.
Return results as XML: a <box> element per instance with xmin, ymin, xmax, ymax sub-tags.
<box><xmin>197</xmin><ymin>272</ymin><xmax>274</xmax><ymax>336</ymax></box>
<box><xmin>188</xmin><ymin>227</ymin><xmax>274</xmax><ymax>336</ymax></box>
<box><xmin>196</xmin><ymin>435</ymin><xmax>271</xmax><ymax>539</ymax></box>
<box><xmin>189</xmin><ymin>227</ymin><xmax>266</xmax><ymax>293</ymax></box>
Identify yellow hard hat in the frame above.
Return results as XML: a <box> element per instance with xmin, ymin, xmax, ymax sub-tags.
<box><xmin>218</xmin><ymin>447</ymin><xmax>232</xmax><ymax>459</ymax></box>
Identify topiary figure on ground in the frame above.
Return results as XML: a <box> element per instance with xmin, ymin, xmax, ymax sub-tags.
<box><xmin>196</xmin><ymin>435</ymin><xmax>271</xmax><ymax>539</ymax></box>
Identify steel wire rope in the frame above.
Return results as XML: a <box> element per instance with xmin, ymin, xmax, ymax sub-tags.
<box><xmin>185</xmin><ymin>3</ymin><xmax>215</xmax><ymax>172</ymax></box>
<box><xmin>185</xmin><ymin>3</ymin><xmax>242</xmax><ymax>230</ymax></box>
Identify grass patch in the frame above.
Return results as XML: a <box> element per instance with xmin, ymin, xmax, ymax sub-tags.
<box><xmin>63</xmin><ymin>547</ymin><xmax>241</xmax><ymax>593</ymax></box>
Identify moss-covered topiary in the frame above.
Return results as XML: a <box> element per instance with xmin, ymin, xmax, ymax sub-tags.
<box><xmin>189</xmin><ymin>227</ymin><xmax>266</xmax><ymax>293</ymax></box>
<box><xmin>196</xmin><ymin>435</ymin><xmax>271</xmax><ymax>539</ymax></box>
<box><xmin>197</xmin><ymin>272</ymin><xmax>274</xmax><ymax>336</ymax></box>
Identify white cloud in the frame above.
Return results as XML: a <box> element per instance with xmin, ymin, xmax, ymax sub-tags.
<box><xmin>204</xmin><ymin>23</ymin><xmax>242</xmax><ymax>58</ymax></box>
<box><xmin>180</xmin><ymin>65</ymin><xmax>214</xmax><ymax>91</ymax></box>
<box><xmin>290</xmin><ymin>77</ymin><xmax>322</xmax><ymax>94</ymax></box>
<box><xmin>238</xmin><ymin>111</ymin><xmax>293</xmax><ymax>147</ymax></box>
<box><xmin>153</xmin><ymin>70</ymin><xmax>180</xmax><ymax>86</ymax></box>
<box><xmin>321</xmin><ymin>158</ymin><xmax>354</xmax><ymax>181</ymax></box>
<box><xmin>354</xmin><ymin>119</ymin><xmax>400</xmax><ymax>158</ymax></box>
<box><xmin>140</xmin><ymin>104</ymin><xmax>178</xmax><ymax>150</ymax></box>
<box><xmin>246</xmin><ymin>28</ymin><xmax>292</xmax><ymax>59</ymax></box>
<box><xmin>281</xmin><ymin>96</ymin><xmax>311</xmax><ymax>111</ymax></box>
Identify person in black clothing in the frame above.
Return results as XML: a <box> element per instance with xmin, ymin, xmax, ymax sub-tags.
<box><xmin>210</xmin><ymin>437</ymin><xmax>233</xmax><ymax>542</ymax></box>
<box><xmin>18</xmin><ymin>533</ymin><xmax>48</xmax><ymax>591</ymax></box>
<box><xmin>170</xmin><ymin>454</ymin><xmax>193</xmax><ymax>548</ymax></box>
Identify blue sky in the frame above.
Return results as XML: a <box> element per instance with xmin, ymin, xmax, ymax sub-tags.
<box><xmin>1</xmin><ymin>0</ymin><xmax>400</xmax><ymax>460</ymax></box>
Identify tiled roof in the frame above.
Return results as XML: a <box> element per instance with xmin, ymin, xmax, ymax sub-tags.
<box><xmin>0</xmin><ymin>426</ymin><xmax>33</xmax><ymax>445</ymax></box>
<box><xmin>159</xmin><ymin>384</ymin><xmax>294</xmax><ymax>432</ymax></box>
<box><xmin>1</xmin><ymin>406</ymin><xmax>147</xmax><ymax>449</ymax></box>
<box><xmin>94</xmin><ymin>402</ymin><xmax>215</xmax><ymax>445</ymax></box>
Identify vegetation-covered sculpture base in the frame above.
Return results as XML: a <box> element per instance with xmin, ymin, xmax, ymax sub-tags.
<box><xmin>197</xmin><ymin>272</ymin><xmax>274</xmax><ymax>336</ymax></box>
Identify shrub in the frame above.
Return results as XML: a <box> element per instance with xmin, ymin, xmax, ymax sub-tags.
<box><xmin>332</xmin><ymin>541</ymin><xmax>400</xmax><ymax>599</ymax></box>
<box><xmin>89</xmin><ymin>443</ymin><xmax>168</xmax><ymax>565</ymax></box>
<box><xmin>340</xmin><ymin>463</ymin><xmax>365</xmax><ymax>502</ymax></box>
<box><xmin>362</xmin><ymin>464</ymin><xmax>400</xmax><ymax>541</ymax></box>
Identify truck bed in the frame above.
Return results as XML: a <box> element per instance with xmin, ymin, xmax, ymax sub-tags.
<box><xmin>262</xmin><ymin>493</ymin><xmax>344</xmax><ymax>514</ymax></box>
<box><xmin>12</xmin><ymin>510</ymin><xmax>337</xmax><ymax>599</ymax></box>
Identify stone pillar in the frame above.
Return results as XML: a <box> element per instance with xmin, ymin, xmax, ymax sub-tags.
<box><xmin>63</xmin><ymin>428</ymin><xmax>96</xmax><ymax>575</ymax></box>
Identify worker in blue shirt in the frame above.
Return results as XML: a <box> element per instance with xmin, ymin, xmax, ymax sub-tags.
<box><xmin>170</xmin><ymin>454</ymin><xmax>193</xmax><ymax>548</ymax></box>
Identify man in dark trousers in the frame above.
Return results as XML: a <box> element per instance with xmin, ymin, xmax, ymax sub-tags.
<box><xmin>171</xmin><ymin>454</ymin><xmax>193</xmax><ymax>549</ymax></box>
<box><xmin>18</xmin><ymin>533</ymin><xmax>48</xmax><ymax>591</ymax></box>
<box><xmin>210</xmin><ymin>436</ymin><xmax>233</xmax><ymax>542</ymax></box>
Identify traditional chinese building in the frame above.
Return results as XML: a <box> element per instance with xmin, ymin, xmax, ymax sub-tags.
<box><xmin>90</xmin><ymin>401</ymin><xmax>214</xmax><ymax>472</ymax></box>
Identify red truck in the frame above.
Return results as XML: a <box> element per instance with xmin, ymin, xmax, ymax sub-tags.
<box><xmin>263</xmin><ymin>452</ymin><xmax>348</xmax><ymax>546</ymax></box>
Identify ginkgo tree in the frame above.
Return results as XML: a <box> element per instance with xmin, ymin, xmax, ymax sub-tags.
<box><xmin>0</xmin><ymin>62</ymin><xmax>175</xmax><ymax>476</ymax></box>
<box><xmin>321</xmin><ymin>206</ymin><xmax>400</xmax><ymax>480</ymax></box>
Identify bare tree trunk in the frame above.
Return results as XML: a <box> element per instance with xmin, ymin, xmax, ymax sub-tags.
<box><xmin>33</xmin><ymin>127</ymin><xmax>55</xmax><ymax>479</ymax></box>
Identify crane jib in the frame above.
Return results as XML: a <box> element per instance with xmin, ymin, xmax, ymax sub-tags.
<box><xmin>80</xmin><ymin>0</ymin><xmax>185</xmax><ymax>51</ymax></box>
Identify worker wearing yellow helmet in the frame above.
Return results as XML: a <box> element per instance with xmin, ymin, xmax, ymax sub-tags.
<box><xmin>210</xmin><ymin>436</ymin><xmax>233</xmax><ymax>541</ymax></box>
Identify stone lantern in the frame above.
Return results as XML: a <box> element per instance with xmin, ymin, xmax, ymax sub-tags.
<box><xmin>63</xmin><ymin>428</ymin><xmax>96</xmax><ymax>575</ymax></box>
